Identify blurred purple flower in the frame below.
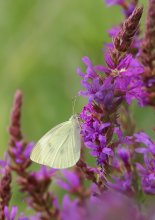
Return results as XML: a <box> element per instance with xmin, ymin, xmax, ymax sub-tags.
<box><xmin>4</xmin><ymin>206</ymin><xmax>18</xmax><ymax>220</ymax></box>
<box><xmin>0</xmin><ymin>153</ymin><xmax>10</xmax><ymax>175</ymax></box>
<box><xmin>80</xmin><ymin>103</ymin><xmax>113</xmax><ymax>166</ymax></box>
<box><xmin>62</xmin><ymin>191</ymin><xmax>146</xmax><ymax>220</ymax></box>
<box><xmin>79</xmin><ymin>48</ymin><xmax>146</xmax><ymax>107</ymax></box>
<box><xmin>104</xmin><ymin>0</ymin><xmax>125</xmax><ymax>6</ymax></box>
<box><xmin>117</xmin><ymin>147</ymin><xmax>130</xmax><ymax>166</ymax></box>
<box><xmin>123</xmin><ymin>3</ymin><xmax>136</xmax><ymax>17</ymax></box>
<box><xmin>137</xmin><ymin>155</ymin><xmax>155</xmax><ymax>194</ymax></box>
<box><xmin>30</xmin><ymin>165</ymin><xmax>56</xmax><ymax>181</ymax></box>
<box><xmin>61</xmin><ymin>195</ymin><xmax>85</xmax><ymax>220</ymax></box>
<box><xmin>108</xmin><ymin>173</ymin><xmax>133</xmax><ymax>194</ymax></box>
<box><xmin>96</xmin><ymin>51</ymin><xmax>145</xmax><ymax>105</ymax></box>
<box><xmin>4</xmin><ymin>206</ymin><xmax>28</xmax><ymax>220</ymax></box>
<box><xmin>57</xmin><ymin>169</ymin><xmax>80</xmax><ymax>192</ymax></box>
<box><xmin>135</xmin><ymin>132</ymin><xmax>155</xmax><ymax>155</ymax></box>
<box><xmin>108</xmin><ymin>26</ymin><xmax>120</xmax><ymax>38</ymax></box>
<box><xmin>12</xmin><ymin>141</ymin><xmax>34</xmax><ymax>164</ymax></box>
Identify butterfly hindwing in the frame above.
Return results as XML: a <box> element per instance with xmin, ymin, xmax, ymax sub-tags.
<box><xmin>30</xmin><ymin>117</ymin><xmax>81</xmax><ymax>168</ymax></box>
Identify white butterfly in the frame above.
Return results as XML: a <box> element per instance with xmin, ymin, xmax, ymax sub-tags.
<box><xmin>30</xmin><ymin>115</ymin><xmax>81</xmax><ymax>169</ymax></box>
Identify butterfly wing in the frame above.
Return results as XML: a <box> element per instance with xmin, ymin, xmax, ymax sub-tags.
<box><xmin>30</xmin><ymin>119</ymin><xmax>81</xmax><ymax>168</ymax></box>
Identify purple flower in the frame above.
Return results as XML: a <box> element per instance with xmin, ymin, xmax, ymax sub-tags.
<box><xmin>108</xmin><ymin>26</ymin><xmax>120</xmax><ymax>38</ymax></box>
<box><xmin>137</xmin><ymin>155</ymin><xmax>155</xmax><ymax>194</ymax></box>
<box><xmin>135</xmin><ymin>132</ymin><xmax>155</xmax><ymax>155</ymax></box>
<box><xmin>0</xmin><ymin>153</ymin><xmax>10</xmax><ymax>175</ymax></box>
<box><xmin>146</xmin><ymin>77</ymin><xmax>155</xmax><ymax>88</ymax></box>
<box><xmin>104</xmin><ymin>0</ymin><xmax>125</xmax><ymax>6</ymax></box>
<box><xmin>12</xmin><ymin>141</ymin><xmax>34</xmax><ymax>164</ymax></box>
<box><xmin>105</xmin><ymin>0</ymin><xmax>136</xmax><ymax>18</ymax></box>
<box><xmin>79</xmin><ymin>47</ymin><xmax>146</xmax><ymax>107</ymax></box>
<box><xmin>123</xmin><ymin>3</ymin><xmax>136</xmax><ymax>17</ymax></box>
<box><xmin>4</xmin><ymin>206</ymin><xmax>28</xmax><ymax>220</ymax></box>
<box><xmin>57</xmin><ymin>169</ymin><xmax>80</xmax><ymax>192</ymax></box>
<box><xmin>135</xmin><ymin>132</ymin><xmax>155</xmax><ymax>194</ymax></box>
<box><xmin>88</xmin><ymin>191</ymin><xmax>145</xmax><ymax>220</ymax></box>
<box><xmin>29</xmin><ymin>213</ymin><xmax>42</xmax><ymax>220</ymax></box>
<box><xmin>61</xmin><ymin>191</ymin><xmax>145</xmax><ymax>220</ymax></box>
<box><xmin>78</xmin><ymin>46</ymin><xmax>146</xmax><ymax>167</ymax></box>
<box><xmin>61</xmin><ymin>195</ymin><xmax>85</xmax><ymax>220</ymax></box>
<box><xmin>30</xmin><ymin>165</ymin><xmax>56</xmax><ymax>181</ymax></box>
<box><xmin>108</xmin><ymin>173</ymin><xmax>133</xmax><ymax>194</ymax></box>
<box><xmin>117</xmin><ymin>147</ymin><xmax>130</xmax><ymax>166</ymax></box>
<box><xmin>4</xmin><ymin>206</ymin><xmax>18</xmax><ymax>220</ymax></box>
<box><xmin>102</xmin><ymin>51</ymin><xmax>145</xmax><ymax>106</ymax></box>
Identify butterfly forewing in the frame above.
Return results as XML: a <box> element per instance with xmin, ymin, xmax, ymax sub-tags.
<box><xmin>30</xmin><ymin>117</ymin><xmax>81</xmax><ymax>169</ymax></box>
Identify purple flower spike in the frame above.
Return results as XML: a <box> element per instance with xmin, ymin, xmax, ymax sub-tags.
<box><xmin>85</xmin><ymin>47</ymin><xmax>146</xmax><ymax>106</ymax></box>
<box><xmin>108</xmin><ymin>26</ymin><xmax>120</xmax><ymax>38</ymax></box>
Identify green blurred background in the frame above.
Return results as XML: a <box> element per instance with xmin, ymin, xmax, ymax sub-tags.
<box><xmin>0</xmin><ymin>0</ymin><xmax>154</xmax><ymax>212</ymax></box>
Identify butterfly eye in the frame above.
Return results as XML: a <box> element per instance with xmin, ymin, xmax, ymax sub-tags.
<box><xmin>73</xmin><ymin>114</ymin><xmax>80</xmax><ymax>120</ymax></box>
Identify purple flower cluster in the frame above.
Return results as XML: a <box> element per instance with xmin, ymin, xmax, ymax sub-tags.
<box><xmin>1</xmin><ymin>1</ymin><xmax>155</xmax><ymax>220</ymax></box>
<box><xmin>79</xmin><ymin>49</ymin><xmax>145</xmax><ymax>106</ymax></box>
<box><xmin>78</xmin><ymin>44</ymin><xmax>146</xmax><ymax>167</ymax></box>
<box><xmin>80</xmin><ymin>103</ymin><xmax>112</xmax><ymax>166</ymax></box>
<box><xmin>134</xmin><ymin>132</ymin><xmax>155</xmax><ymax>194</ymax></box>
<box><xmin>61</xmin><ymin>190</ymin><xmax>148</xmax><ymax>220</ymax></box>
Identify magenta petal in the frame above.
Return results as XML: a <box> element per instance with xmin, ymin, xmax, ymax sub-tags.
<box><xmin>82</xmin><ymin>56</ymin><xmax>93</xmax><ymax>67</ymax></box>
<box><xmin>56</xmin><ymin>179</ymin><xmax>70</xmax><ymax>191</ymax></box>
<box><xmin>95</xmin><ymin>65</ymin><xmax>111</xmax><ymax>73</ymax></box>
<box><xmin>135</xmin><ymin>148</ymin><xmax>148</xmax><ymax>154</ymax></box>
<box><xmin>62</xmin><ymin>170</ymin><xmax>80</xmax><ymax>188</ymax></box>
<box><xmin>102</xmin><ymin>148</ymin><xmax>114</xmax><ymax>156</ymax></box>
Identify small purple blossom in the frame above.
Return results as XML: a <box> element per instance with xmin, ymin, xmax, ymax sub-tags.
<box><xmin>117</xmin><ymin>147</ymin><xmax>130</xmax><ymax>166</ymax></box>
<box><xmin>108</xmin><ymin>173</ymin><xmax>133</xmax><ymax>194</ymax></box>
<box><xmin>61</xmin><ymin>191</ymin><xmax>146</xmax><ymax>220</ymax></box>
<box><xmin>61</xmin><ymin>195</ymin><xmax>85</xmax><ymax>220</ymax></box>
<box><xmin>4</xmin><ymin>206</ymin><xmax>18</xmax><ymax>220</ymax></box>
<box><xmin>57</xmin><ymin>169</ymin><xmax>80</xmax><ymax>192</ymax></box>
<box><xmin>123</xmin><ymin>3</ymin><xmax>136</xmax><ymax>17</ymax></box>
<box><xmin>95</xmin><ymin>50</ymin><xmax>146</xmax><ymax>106</ymax></box>
<box><xmin>108</xmin><ymin>26</ymin><xmax>120</xmax><ymax>38</ymax></box>
<box><xmin>30</xmin><ymin>165</ymin><xmax>56</xmax><ymax>181</ymax></box>
<box><xmin>4</xmin><ymin>206</ymin><xmax>28</xmax><ymax>220</ymax></box>
<box><xmin>79</xmin><ymin>48</ymin><xmax>146</xmax><ymax>107</ymax></box>
<box><xmin>104</xmin><ymin>0</ymin><xmax>125</xmax><ymax>7</ymax></box>
<box><xmin>0</xmin><ymin>153</ymin><xmax>10</xmax><ymax>175</ymax></box>
<box><xmin>135</xmin><ymin>132</ymin><xmax>155</xmax><ymax>155</ymax></box>
<box><xmin>136</xmin><ymin>155</ymin><xmax>155</xmax><ymax>194</ymax></box>
<box><xmin>12</xmin><ymin>142</ymin><xmax>34</xmax><ymax>164</ymax></box>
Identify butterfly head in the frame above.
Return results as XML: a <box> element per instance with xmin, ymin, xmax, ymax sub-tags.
<box><xmin>69</xmin><ymin>114</ymin><xmax>80</xmax><ymax>122</ymax></box>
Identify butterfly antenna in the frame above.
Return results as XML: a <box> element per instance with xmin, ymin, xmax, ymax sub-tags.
<box><xmin>72</xmin><ymin>96</ymin><xmax>77</xmax><ymax>115</ymax></box>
